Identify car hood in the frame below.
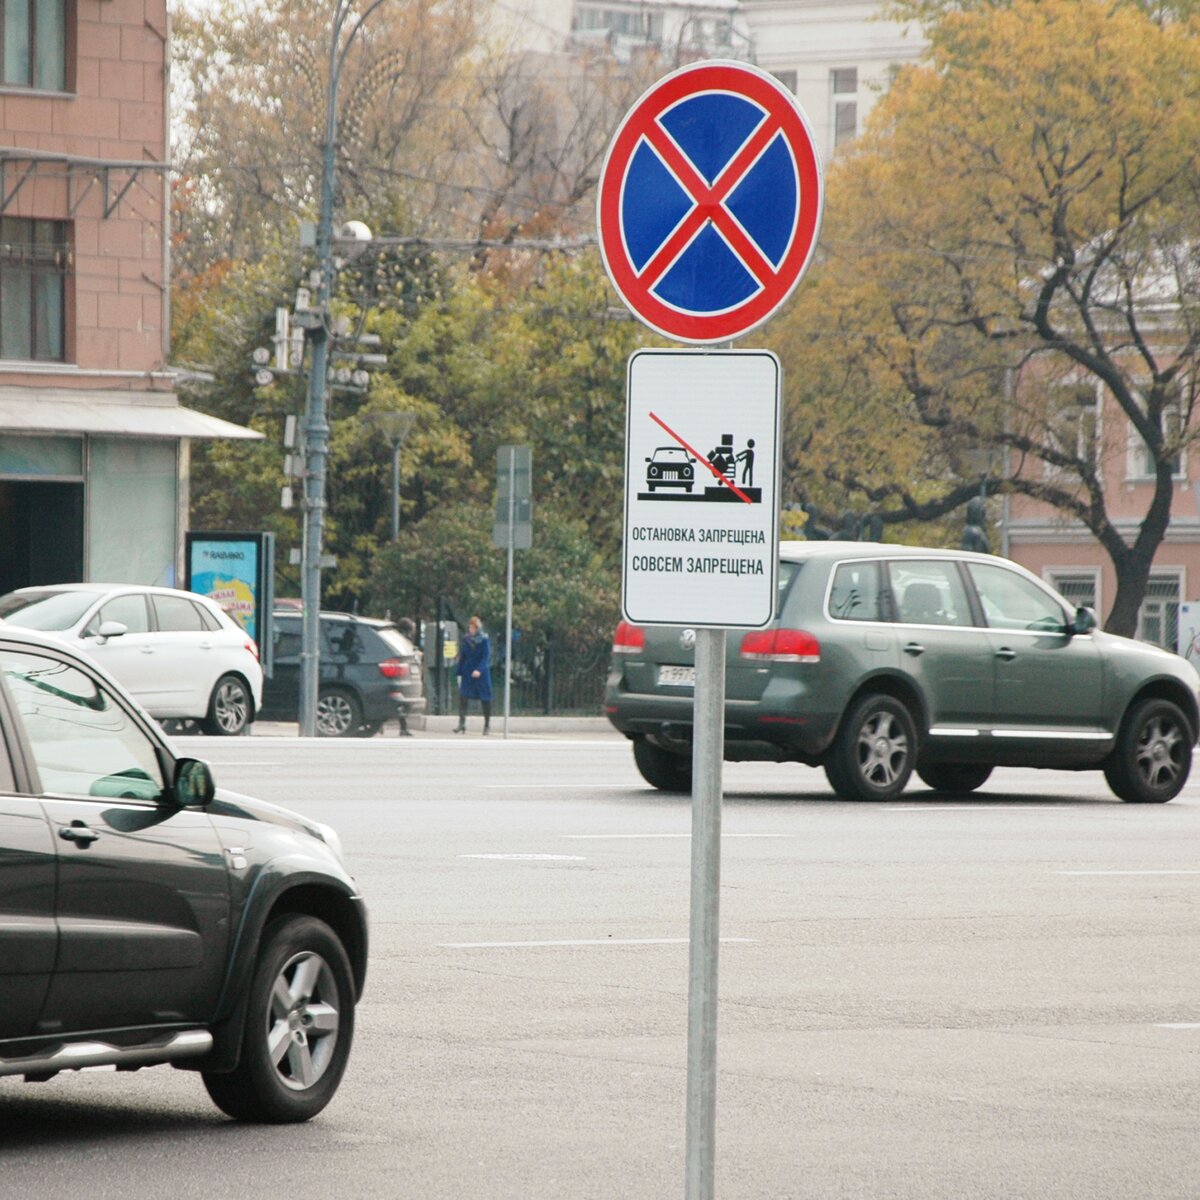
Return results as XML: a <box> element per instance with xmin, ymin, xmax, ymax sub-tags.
<box><xmin>208</xmin><ymin>787</ymin><xmax>331</xmax><ymax>841</ymax></box>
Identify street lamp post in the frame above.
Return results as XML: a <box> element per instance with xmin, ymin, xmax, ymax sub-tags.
<box><xmin>364</xmin><ymin>410</ymin><xmax>416</xmax><ymax>541</ymax></box>
<box><xmin>298</xmin><ymin>0</ymin><xmax>386</xmax><ymax>737</ymax></box>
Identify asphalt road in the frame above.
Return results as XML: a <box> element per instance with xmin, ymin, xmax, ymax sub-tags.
<box><xmin>3</xmin><ymin>729</ymin><xmax>1199</xmax><ymax>1199</ymax></box>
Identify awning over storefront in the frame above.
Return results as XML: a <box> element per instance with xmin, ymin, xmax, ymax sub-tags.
<box><xmin>0</xmin><ymin>389</ymin><xmax>263</xmax><ymax>440</ymax></box>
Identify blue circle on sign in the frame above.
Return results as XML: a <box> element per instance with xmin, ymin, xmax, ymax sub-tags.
<box><xmin>598</xmin><ymin>61</ymin><xmax>823</xmax><ymax>343</ymax></box>
<box><xmin>623</xmin><ymin>93</ymin><xmax>799</xmax><ymax>314</ymax></box>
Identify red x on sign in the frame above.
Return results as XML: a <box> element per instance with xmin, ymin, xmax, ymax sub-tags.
<box><xmin>598</xmin><ymin>60</ymin><xmax>823</xmax><ymax>344</ymax></box>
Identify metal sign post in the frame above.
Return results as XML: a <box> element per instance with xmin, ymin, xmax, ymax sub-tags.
<box><xmin>687</xmin><ymin>625</ymin><xmax>725</xmax><ymax>1200</ymax></box>
<box><xmin>504</xmin><ymin>447</ymin><xmax>515</xmax><ymax>738</ymax></box>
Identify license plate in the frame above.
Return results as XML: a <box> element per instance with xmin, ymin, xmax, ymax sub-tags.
<box><xmin>658</xmin><ymin>665</ymin><xmax>695</xmax><ymax>687</ymax></box>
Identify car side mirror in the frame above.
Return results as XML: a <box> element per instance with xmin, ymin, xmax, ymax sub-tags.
<box><xmin>173</xmin><ymin>757</ymin><xmax>215</xmax><ymax>808</ymax></box>
<box><xmin>93</xmin><ymin>619</ymin><xmax>128</xmax><ymax>646</ymax></box>
<box><xmin>1070</xmin><ymin>606</ymin><xmax>1097</xmax><ymax>636</ymax></box>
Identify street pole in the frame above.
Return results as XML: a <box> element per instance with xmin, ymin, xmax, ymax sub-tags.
<box><xmin>686</xmin><ymin>625</ymin><xmax>725</xmax><ymax>1200</ymax></box>
<box><xmin>391</xmin><ymin>438</ymin><xmax>401</xmax><ymax>542</ymax></box>
<box><xmin>298</xmin><ymin>0</ymin><xmax>385</xmax><ymax>736</ymax></box>
<box><xmin>503</xmin><ymin>447</ymin><xmax>515</xmax><ymax>738</ymax></box>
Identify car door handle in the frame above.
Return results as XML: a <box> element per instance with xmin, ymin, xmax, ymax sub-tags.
<box><xmin>995</xmin><ymin>647</ymin><xmax>1017</xmax><ymax>661</ymax></box>
<box><xmin>903</xmin><ymin>642</ymin><xmax>925</xmax><ymax>656</ymax></box>
<box><xmin>58</xmin><ymin>821</ymin><xmax>100</xmax><ymax>846</ymax></box>
<box><xmin>139</xmin><ymin>646</ymin><xmax>155</xmax><ymax>654</ymax></box>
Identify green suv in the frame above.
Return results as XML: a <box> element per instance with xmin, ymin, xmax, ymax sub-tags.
<box><xmin>605</xmin><ymin>542</ymin><xmax>1200</xmax><ymax>803</ymax></box>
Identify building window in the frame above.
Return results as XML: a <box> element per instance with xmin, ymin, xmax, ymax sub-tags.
<box><xmin>1128</xmin><ymin>384</ymin><xmax>1186</xmax><ymax>480</ymax></box>
<box><xmin>831</xmin><ymin>67</ymin><xmax>858</xmax><ymax>148</ymax></box>
<box><xmin>0</xmin><ymin>217</ymin><xmax>69</xmax><ymax>362</ymax></box>
<box><xmin>1046</xmin><ymin>382</ymin><xmax>1099</xmax><ymax>476</ymax></box>
<box><xmin>574</xmin><ymin>4</ymin><xmax>661</xmax><ymax>42</ymax></box>
<box><xmin>2</xmin><ymin>0</ymin><xmax>67</xmax><ymax>91</ymax></box>
<box><xmin>1046</xmin><ymin>570</ymin><xmax>1098</xmax><ymax>613</ymax></box>
<box><xmin>772</xmin><ymin>69</ymin><xmax>797</xmax><ymax>93</ymax></box>
<box><xmin>1138</xmin><ymin>573</ymin><xmax>1181</xmax><ymax>651</ymax></box>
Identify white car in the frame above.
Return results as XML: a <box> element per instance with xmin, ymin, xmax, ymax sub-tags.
<box><xmin>0</xmin><ymin>583</ymin><xmax>263</xmax><ymax>735</ymax></box>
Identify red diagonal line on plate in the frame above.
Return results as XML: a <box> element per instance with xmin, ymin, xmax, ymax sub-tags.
<box><xmin>649</xmin><ymin>410</ymin><xmax>753</xmax><ymax>504</ymax></box>
<box><xmin>638</xmin><ymin>115</ymin><xmax>783</xmax><ymax>291</ymax></box>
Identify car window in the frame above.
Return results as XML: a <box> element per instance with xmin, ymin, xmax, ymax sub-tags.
<box><xmin>777</xmin><ymin>561</ymin><xmax>799</xmax><ymax>615</ymax></box>
<box><xmin>152</xmin><ymin>594</ymin><xmax>207</xmax><ymax>632</ymax></box>
<box><xmin>828</xmin><ymin>560</ymin><xmax>887</xmax><ymax>622</ymax></box>
<box><xmin>325</xmin><ymin>624</ymin><xmax>363</xmax><ymax>659</ymax></box>
<box><xmin>273</xmin><ymin>620</ymin><xmax>302</xmax><ymax>660</ymax></box>
<box><xmin>0</xmin><ymin>589</ymin><xmax>103</xmax><ymax>630</ymax></box>
<box><xmin>968</xmin><ymin>562</ymin><xmax>1068</xmax><ymax>633</ymax></box>
<box><xmin>374</xmin><ymin>627</ymin><xmax>415</xmax><ymax>657</ymax></box>
<box><xmin>84</xmin><ymin>593</ymin><xmax>150</xmax><ymax>637</ymax></box>
<box><xmin>194</xmin><ymin>601</ymin><xmax>222</xmax><ymax>632</ymax></box>
<box><xmin>889</xmin><ymin>560</ymin><xmax>973</xmax><ymax>627</ymax></box>
<box><xmin>0</xmin><ymin>648</ymin><xmax>165</xmax><ymax>801</ymax></box>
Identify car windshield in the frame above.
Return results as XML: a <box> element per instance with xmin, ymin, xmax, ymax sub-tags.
<box><xmin>654</xmin><ymin>448</ymin><xmax>689</xmax><ymax>461</ymax></box>
<box><xmin>0</xmin><ymin>590</ymin><xmax>102</xmax><ymax>630</ymax></box>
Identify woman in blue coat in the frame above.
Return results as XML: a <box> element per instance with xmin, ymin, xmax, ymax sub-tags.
<box><xmin>454</xmin><ymin>615</ymin><xmax>493</xmax><ymax>734</ymax></box>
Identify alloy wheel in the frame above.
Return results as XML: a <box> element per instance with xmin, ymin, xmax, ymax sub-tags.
<box><xmin>213</xmin><ymin>678</ymin><xmax>249</xmax><ymax>734</ymax></box>
<box><xmin>1134</xmin><ymin>713</ymin><xmax>1186</xmax><ymax>792</ymax></box>
<box><xmin>855</xmin><ymin>710</ymin><xmax>909</xmax><ymax>788</ymax></box>
<box><xmin>267</xmin><ymin>950</ymin><xmax>341</xmax><ymax>1092</ymax></box>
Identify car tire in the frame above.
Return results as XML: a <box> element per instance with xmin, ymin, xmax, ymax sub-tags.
<box><xmin>824</xmin><ymin>694</ymin><xmax>917</xmax><ymax>801</ymax></box>
<box><xmin>916</xmin><ymin>763</ymin><xmax>993</xmax><ymax>793</ymax></box>
<box><xmin>202</xmin><ymin>915</ymin><xmax>355</xmax><ymax>1123</ymax></box>
<box><xmin>316</xmin><ymin>687</ymin><xmax>361</xmax><ymax>738</ymax></box>
<box><xmin>1103</xmin><ymin>697</ymin><xmax>1193</xmax><ymax>804</ymax></box>
<box><xmin>203</xmin><ymin>674</ymin><xmax>252</xmax><ymax>736</ymax></box>
<box><xmin>633</xmin><ymin>739</ymin><xmax>692</xmax><ymax>792</ymax></box>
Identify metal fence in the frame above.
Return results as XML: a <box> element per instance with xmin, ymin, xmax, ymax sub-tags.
<box><xmin>425</xmin><ymin>634</ymin><xmax>611</xmax><ymax>716</ymax></box>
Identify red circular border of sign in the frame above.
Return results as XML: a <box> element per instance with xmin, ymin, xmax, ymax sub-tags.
<box><xmin>597</xmin><ymin>60</ymin><xmax>824</xmax><ymax>344</ymax></box>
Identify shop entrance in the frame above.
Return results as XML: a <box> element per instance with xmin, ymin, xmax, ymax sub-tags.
<box><xmin>0</xmin><ymin>480</ymin><xmax>84</xmax><ymax>594</ymax></box>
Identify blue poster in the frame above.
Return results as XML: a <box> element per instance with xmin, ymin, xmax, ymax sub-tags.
<box><xmin>189</xmin><ymin>538</ymin><xmax>261</xmax><ymax>642</ymax></box>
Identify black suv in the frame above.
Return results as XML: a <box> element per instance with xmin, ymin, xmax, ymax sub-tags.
<box><xmin>606</xmin><ymin>541</ymin><xmax>1200</xmax><ymax>804</ymax></box>
<box><xmin>0</xmin><ymin>625</ymin><xmax>367</xmax><ymax>1122</ymax></box>
<box><xmin>262</xmin><ymin>610</ymin><xmax>426</xmax><ymax>737</ymax></box>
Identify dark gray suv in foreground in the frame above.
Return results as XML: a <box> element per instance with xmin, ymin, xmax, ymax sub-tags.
<box><xmin>606</xmin><ymin>542</ymin><xmax>1200</xmax><ymax>803</ymax></box>
<box><xmin>0</xmin><ymin>626</ymin><xmax>366</xmax><ymax>1122</ymax></box>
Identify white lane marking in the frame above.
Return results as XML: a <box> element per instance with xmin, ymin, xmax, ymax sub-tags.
<box><xmin>483</xmin><ymin>784</ymin><xmax>627</xmax><ymax>790</ymax></box>
<box><xmin>1155</xmin><ymin>1023</ymin><xmax>1200</xmax><ymax>1029</ymax></box>
<box><xmin>458</xmin><ymin>853</ymin><xmax>587</xmax><ymax>862</ymax></box>
<box><xmin>563</xmin><ymin>833</ymin><xmax>793</xmax><ymax>840</ymax></box>
<box><xmin>439</xmin><ymin>937</ymin><xmax>757</xmax><ymax>949</ymax></box>
<box><xmin>194</xmin><ymin>761</ymin><xmax>287</xmax><ymax>767</ymax></box>
<box><xmin>1055</xmin><ymin>869</ymin><xmax>1200</xmax><ymax>876</ymax></box>
<box><xmin>888</xmin><ymin>805</ymin><xmax>1062</xmax><ymax>812</ymax></box>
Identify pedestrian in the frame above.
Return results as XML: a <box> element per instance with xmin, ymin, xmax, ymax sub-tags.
<box><xmin>454</xmin><ymin>615</ymin><xmax>492</xmax><ymax>734</ymax></box>
<box><xmin>396</xmin><ymin>616</ymin><xmax>420</xmax><ymax>737</ymax></box>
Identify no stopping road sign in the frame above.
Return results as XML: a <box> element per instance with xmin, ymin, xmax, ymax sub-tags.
<box><xmin>598</xmin><ymin>60</ymin><xmax>823</xmax><ymax>344</ymax></box>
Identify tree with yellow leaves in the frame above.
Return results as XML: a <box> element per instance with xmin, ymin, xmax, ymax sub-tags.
<box><xmin>773</xmin><ymin>0</ymin><xmax>1200</xmax><ymax>634</ymax></box>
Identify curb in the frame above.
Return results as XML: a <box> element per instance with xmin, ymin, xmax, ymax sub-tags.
<box><xmin>247</xmin><ymin>715</ymin><xmax>615</xmax><ymax>738</ymax></box>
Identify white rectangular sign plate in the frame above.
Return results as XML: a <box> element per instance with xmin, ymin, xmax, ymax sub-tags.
<box><xmin>623</xmin><ymin>348</ymin><xmax>781</xmax><ymax>628</ymax></box>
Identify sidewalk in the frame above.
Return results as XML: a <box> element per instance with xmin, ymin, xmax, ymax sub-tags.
<box><xmin>249</xmin><ymin>714</ymin><xmax>615</xmax><ymax>738</ymax></box>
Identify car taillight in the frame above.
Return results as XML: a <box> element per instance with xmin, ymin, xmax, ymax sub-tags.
<box><xmin>378</xmin><ymin>659</ymin><xmax>410</xmax><ymax>679</ymax></box>
<box><xmin>244</xmin><ymin>639</ymin><xmax>260</xmax><ymax>662</ymax></box>
<box><xmin>612</xmin><ymin>620</ymin><xmax>645</xmax><ymax>655</ymax></box>
<box><xmin>739</xmin><ymin>628</ymin><xmax>820</xmax><ymax>663</ymax></box>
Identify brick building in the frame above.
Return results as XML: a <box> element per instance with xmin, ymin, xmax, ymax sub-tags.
<box><xmin>0</xmin><ymin>0</ymin><xmax>255</xmax><ymax>595</ymax></box>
